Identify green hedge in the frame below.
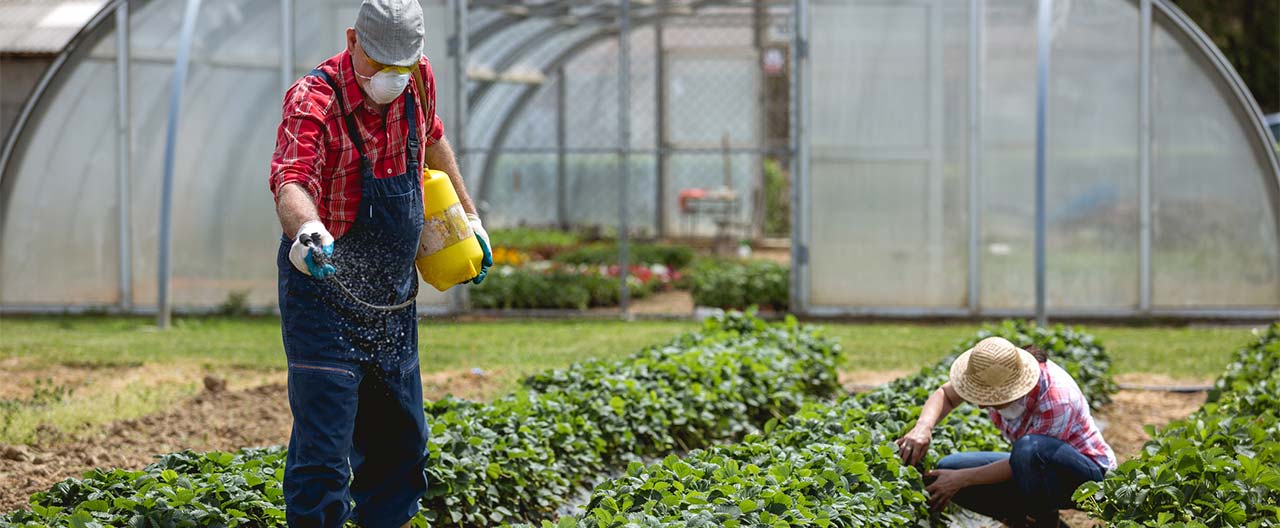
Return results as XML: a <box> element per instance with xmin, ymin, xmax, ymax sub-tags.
<box><xmin>0</xmin><ymin>312</ymin><xmax>842</xmax><ymax>528</ymax></box>
<box><xmin>1074</xmin><ymin>323</ymin><xmax>1280</xmax><ymax>527</ymax></box>
<box><xmin>552</xmin><ymin>243</ymin><xmax>695</xmax><ymax>270</ymax></box>
<box><xmin>469</xmin><ymin>266</ymin><xmax>653</xmax><ymax>310</ymax></box>
<box><xmin>571</xmin><ymin>320</ymin><xmax>1116</xmax><ymax>527</ymax></box>
<box><xmin>689</xmin><ymin>259</ymin><xmax>789</xmax><ymax>311</ymax></box>
<box><xmin>763</xmin><ymin>159</ymin><xmax>789</xmax><ymax>238</ymax></box>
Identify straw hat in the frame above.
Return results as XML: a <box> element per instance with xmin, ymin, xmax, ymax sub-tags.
<box><xmin>949</xmin><ymin>337</ymin><xmax>1039</xmax><ymax>406</ymax></box>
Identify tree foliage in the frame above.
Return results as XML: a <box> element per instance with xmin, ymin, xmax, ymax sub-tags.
<box><xmin>1173</xmin><ymin>0</ymin><xmax>1279</xmax><ymax>113</ymax></box>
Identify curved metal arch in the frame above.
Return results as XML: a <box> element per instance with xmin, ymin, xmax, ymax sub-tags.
<box><xmin>468</xmin><ymin>17</ymin><xmax>555</xmax><ymax>68</ymax></box>
<box><xmin>1152</xmin><ymin>0</ymin><xmax>1280</xmax><ymax>230</ymax></box>
<box><xmin>466</xmin><ymin>2</ymin><xmax>669</xmax><ymax>110</ymax></box>
<box><xmin>467</xmin><ymin>1</ymin><xmax>631</xmax><ymax>50</ymax></box>
<box><xmin>474</xmin><ymin>39</ymin><xmax>593</xmax><ymax>209</ymax></box>
<box><xmin>465</xmin><ymin>24</ymin><xmax>600</xmax><ymax>149</ymax></box>
<box><xmin>475</xmin><ymin>0</ymin><xmax>741</xmax><ymax>206</ymax></box>
<box><xmin>468</xmin><ymin>19</ymin><xmax>597</xmax><ymax>109</ymax></box>
<box><xmin>0</xmin><ymin>0</ymin><xmax>130</xmax><ymax>276</ymax></box>
<box><xmin>474</xmin><ymin>8</ymin><xmax>691</xmax><ymax>205</ymax></box>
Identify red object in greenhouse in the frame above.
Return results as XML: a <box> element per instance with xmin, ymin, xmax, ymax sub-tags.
<box><xmin>678</xmin><ymin>188</ymin><xmax>708</xmax><ymax>213</ymax></box>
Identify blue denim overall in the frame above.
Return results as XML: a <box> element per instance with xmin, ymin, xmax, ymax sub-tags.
<box><xmin>276</xmin><ymin>68</ymin><xmax>427</xmax><ymax>528</ymax></box>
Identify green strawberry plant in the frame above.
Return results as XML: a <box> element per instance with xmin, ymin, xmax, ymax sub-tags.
<box><xmin>689</xmin><ymin>259</ymin><xmax>789</xmax><ymax>311</ymax></box>
<box><xmin>1</xmin><ymin>448</ymin><xmax>288</xmax><ymax>528</ymax></box>
<box><xmin>1074</xmin><ymin>323</ymin><xmax>1280</xmax><ymax>527</ymax></box>
<box><xmin>0</xmin><ymin>311</ymin><xmax>841</xmax><ymax>527</ymax></box>
<box><xmin>566</xmin><ymin>320</ymin><xmax>1116</xmax><ymax>527</ymax></box>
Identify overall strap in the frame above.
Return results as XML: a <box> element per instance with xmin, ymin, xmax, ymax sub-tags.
<box><xmin>310</xmin><ymin>68</ymin><xmax>373</xmax><ymax>176</ymax></box>
<box><xmin>404</xmin><ymin>88</ymin><xmax>419</xmax><ymax>174</ymax></box>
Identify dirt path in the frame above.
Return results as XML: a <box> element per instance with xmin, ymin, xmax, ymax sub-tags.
<box><xmin>0</xmin><ymin>368</ymin><xmax>504</xmax><ymax>513</ymax></box>
<box><xmin>0</xmin><ymin>382</ymin><xmax>292</xmax><ymax>512</ymax></box>
<box><xmin>0</xmin><ymin>376</ymin><xmax>1208</xmax><ymax>516</ymax></box>
<box><xmin>840</xmin><ymin>369</ymin><xmax>914</xmax><ymax>392</ymax></box>
<box><xmin>628</xmin><ymin>290</ymin><xmax>694</xmax><ymax>316</ymax></box>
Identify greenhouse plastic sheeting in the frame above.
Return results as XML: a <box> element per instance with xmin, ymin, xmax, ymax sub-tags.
<box><xmin>0</xmin><ymin>0</ymin><xmax>453</xmax><ymax>310</ymax></box>
<box><xmin>4</xmin><ymin>0</ymin><xmax>1277</xmax><ymax>317</ymax></box>
<box><xmin>800</xmin><ymin>0</ymin><xmax>1280</xmax><ymax>314</ymax></box>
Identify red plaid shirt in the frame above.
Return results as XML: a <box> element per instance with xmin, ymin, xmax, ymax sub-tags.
<box><xmin>269</xmin><ymin>50</ymin><xmax>445</xmax><ymax>239</ymax></box>
<box><xmin>990</xmin><ymin>361</ymin><xmax>1117</xmax><ymax>470</ymax></box>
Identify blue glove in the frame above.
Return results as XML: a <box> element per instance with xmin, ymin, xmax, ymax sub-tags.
<box><xmin>289</xmin><ymin>221</ymin><xmax>337</xmax><ymax>279</ymax></box>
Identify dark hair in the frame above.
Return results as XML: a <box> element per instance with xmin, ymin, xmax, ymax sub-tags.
<box><xmin>1022</xmin><ymin>344</ymin><xmax>1048</xmax><ymax>363</ymax></box>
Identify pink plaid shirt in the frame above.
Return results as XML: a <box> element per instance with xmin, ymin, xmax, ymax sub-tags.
<box><xmin>269</xmin><ymin>50</ymin><xmax>446</xmax><ymax>239</ymax></box>
<box><xmin>990</xmin><ymin>361</ymin><xmax>1117</xmax><ymax>470</ymax></box>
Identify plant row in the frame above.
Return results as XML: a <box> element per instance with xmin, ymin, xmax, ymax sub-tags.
<box><xmin>552</xmin><ymin>243</ymin><xmax>695</xmax><ymax>271</ymax></box>
<box><xmin>488</xmin><ymin>227</ymin><xmax>582</xmax><ymax>257</ymax></box>
<box><xmin>422</xmin><ymin>312</ymin><xmax>840</xmax><ymax>525</ymax></box>
<box><xmin>689</xmin><ymin>259</ymin><xmax>789</xmax><ymax>311</ymax></box>
<box><xmin>469</xmin><ymin>265</ymin><xmax>661</xmax><ymax>310</ymax></box>
<box><xmin>565</xmin><ymin>320</ymin><xmax>1116</xmax><ymax>527</ymax></box>
<box><xmin>0</xmin><ymin>311</ymin><xmax>842</xmax><ymax>527</ymax></box>
<box><xmin>486</xmin><ymin>226</ymin><xmax>696</xmax><ymax>271</ymax></box>
<box><xmin>1074</xmin><ymin>323</ymin><xmax>1280</xmax><ymax>527</ymax></box>
<box><xmin>2</xmin><ymin>448</ymin><xmax>289</xmax><ymax>528</ymax></box>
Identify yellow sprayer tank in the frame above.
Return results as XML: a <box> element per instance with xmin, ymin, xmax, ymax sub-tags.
<box><xmin>416</xmin><ymin>169</ymin><xmax>484</xmax><ymax>291</ymax></box>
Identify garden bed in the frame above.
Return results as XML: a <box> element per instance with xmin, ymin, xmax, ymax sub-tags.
<box><xmin>1</xmin><ymin>312</ymin><xmax>844</xmax><ymax>526</ymax></box>
<box><xmin>567</xmin><ymin>321</ymin><xmax>1117</xmax><ymax>527</ymax></box>
<box><xmin>0</xmin><ymin>316</ymin><xmax>1253</xmax><ymax>526</ymax></box>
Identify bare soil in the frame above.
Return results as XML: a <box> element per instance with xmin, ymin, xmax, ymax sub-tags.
<box><xmin>0</xmin><ymin>358</ymin><xmax>277</xmax><ymax>401</ymax></box>
<box><xmin>1097</xmin><ymin>379</ymin><xmax>1208</xmax><ymax>460</ymax></box>
<box><xmin>628</xmin><ymin>290</ymin><xmax>694</xmax><ymax>316</ymax></box>
<box><xmin>839</xmin><ymin>369</ymin><xmax>913</xmax><ymax>392</ymax></box>
<box><xmin>0</xmin><ymin>368</ymin><xmax>502</xmax><ymax>513</ymax></box>
<box><xmin>0</xmin><ymin>382</ymin><xmax>292</xmax><ymax>512</ymax></box>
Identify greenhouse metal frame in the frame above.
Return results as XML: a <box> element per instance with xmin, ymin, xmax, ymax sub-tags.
<box><xmin>1</xmin><ymin>0</ymin><xmax>1277</xmax><ymax>320</ymax></box>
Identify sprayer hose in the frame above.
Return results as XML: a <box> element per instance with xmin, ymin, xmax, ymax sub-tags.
<box><xmin>326</xmin><ymin>275</ymin><xmax>418</xmax><ymax>312</ymax></box>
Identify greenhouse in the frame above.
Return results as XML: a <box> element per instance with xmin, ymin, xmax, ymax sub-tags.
<box><xmin>0</xmin><ymin>0</ymin><xmax>1276</xmax><ymax>319</ymax></box>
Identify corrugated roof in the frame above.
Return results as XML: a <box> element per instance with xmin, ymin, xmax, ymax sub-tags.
<box><xmin>0</xmin><ymin>0</ymin><xmax>109</xmax><ymax>54</ymax></box>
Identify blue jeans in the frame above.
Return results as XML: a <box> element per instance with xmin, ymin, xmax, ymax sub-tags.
<box><xmin>937</xmin><ymin>435</ymin><xmax>1105</xmax><ymax>526</ymax></box>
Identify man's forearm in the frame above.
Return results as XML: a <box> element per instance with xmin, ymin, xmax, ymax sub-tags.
<box><xmin>276</xmin><ymin>183</ymin><xmax>321</xmax><ymax>238</ymax></box>
<box><xmin>423</xmin><ymin>136</ymin><xmax>477</xmax><ymax>215</ymax></box>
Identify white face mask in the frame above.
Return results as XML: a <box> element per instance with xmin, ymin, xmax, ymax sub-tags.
<box><xmin>997</xmin><ymin>397</ymin><xmax>1027</xmax><ymax>421</ymax></box>
<box><xmin>356</xmin><ymin>68</ymin><xmax>410</xmax><ymax>105</ymax></box>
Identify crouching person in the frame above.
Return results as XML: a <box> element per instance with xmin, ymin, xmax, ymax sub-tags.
<box><xmin>894</xmin><ymin>337</ymin><xmax>1116</xmax><ymax>527</ymax></box>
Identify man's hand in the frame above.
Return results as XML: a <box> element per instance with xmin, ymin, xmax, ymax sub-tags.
<box><xmin>895</xmin><ymin>425</ymin><xmax>932</xmax><ymax>466</ymax></box>
<box><xmin>924</xmin><ymin>469</ymin><xmax>969</xmax><ymax>512</ymax></box>
<box><xmin>467</xmin><ymin>214</ymin><xmax>493</xmax><ymax>284</ymax></box>
<box><xmin>289</xmin><ymin>220</ymin><xmax>336</xmax><ymax>278</ymax></box>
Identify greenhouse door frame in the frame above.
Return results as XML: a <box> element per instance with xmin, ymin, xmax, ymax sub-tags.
<box><xmin>790</xmin><ymin>0</ymin><xmax>954</xmax><ymax>318</ymax></box>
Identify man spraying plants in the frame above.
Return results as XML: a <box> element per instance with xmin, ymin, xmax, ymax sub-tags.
<box><xmin>267</xmin><ymin>1</ymin><xmax>491</xmax><ymax>526</ymax></box>
<box><xmin>895</xmin><ymin>337</ymin><xmax>1116</xmax><ymax>527</ymax></box>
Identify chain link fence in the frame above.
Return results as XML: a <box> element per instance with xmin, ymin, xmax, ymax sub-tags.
<box><xmin>457</xmin><ymin>0</ymin><xmax>795</xmax><ymax>316</ymax></box>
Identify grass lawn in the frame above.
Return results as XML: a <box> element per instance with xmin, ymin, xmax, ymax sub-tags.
<box><xmin>0</xmin><ymin>316</ymin><xmax>692</xmax><ymax>373</ymax></box>
<box><xmin>822</xmin><ymin>323</ymin><xmax>1263</xmax><ymax>380</ymax></box>
<box><xmin>0</xmin><ymin>314</ymin><xmax>1266</xmax><ymax>444</ymax></box>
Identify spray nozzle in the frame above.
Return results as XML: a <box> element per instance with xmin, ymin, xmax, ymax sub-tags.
<box><xmin>301</xmin><ymin>233</ymin><xmax>332</xmax><ymax>269</ymax></box>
